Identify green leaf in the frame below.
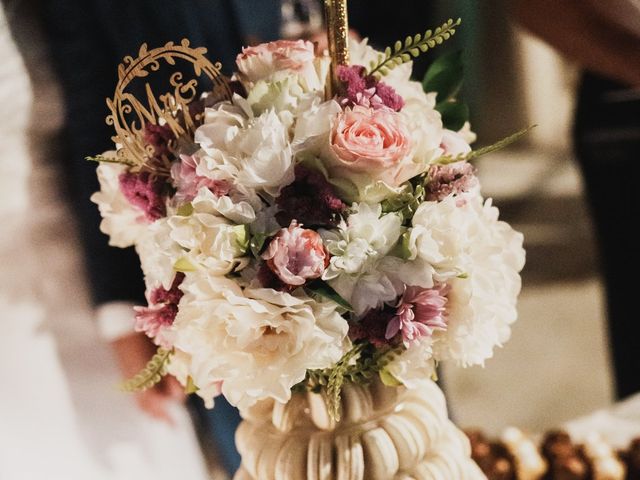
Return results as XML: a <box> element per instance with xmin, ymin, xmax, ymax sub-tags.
<box><xmin>185</xmin><ymin>376</ymin><xmax>199</xmax><ymax>394</ymax></box>
<box><xmin>249</xmin><ymin>233</ymin><xmax>268</xmax><ymax>258</ymax></box>
<box><xmin>436</xmin><ymin>101</ymin><xmax>469</xmax><ymax>131</ymax></box>
<box><xmin>422</xmin><ymin>50</ymin><xmax>464</xmax><ymax>103</ymax></box>
<box><xmin>233</xmin><ymin>225</ymin><xmax>250</xmax><ymax>253</ymax></box>
<box><xmin>379</xmin><ymin>369</ymin><xmax>403</xmax><ymax>387</ymax></box>
<box><xmin>306</xmin><ymin>280</ymin><xmax>354</xmax><ymax>312</ymax></box>
<box><xmin>399</xmin><ymin>232</ymin><xmax>414</xmax><ymax>260</ymax></box>
<box><xmin>120</xmin><ymin>347</ymin><xmax>172</xmax><ymax>392</ymax></box>
<box><xmin>174</xmin><ymin>257</ymin><xmax>197</xmax><ymax>272</ymax></box>
<box><xmin>177</xmin><ymin>203</ymin><xmax>194</xmax><ymax>216</ymax></box>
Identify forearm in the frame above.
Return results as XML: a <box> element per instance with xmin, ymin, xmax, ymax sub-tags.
<box><xmin>514</xmin><ymin>0</ymin><xmax>640</xmax><ymax>87</ymax></box>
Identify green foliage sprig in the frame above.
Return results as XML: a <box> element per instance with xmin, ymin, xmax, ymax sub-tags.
<box><xmin>86</xmin><ymin>154</ymin><xmax>136</xmax><ymax>168</ymax></box>
<box><xmin>295</xmin><ymin>342</ymin><xmax>407</xmax><ymax>421</ymax></box>
<box><xmin>120</xmin><ymin>347</ymin><xmax>173</xmax><ymax>392</ymax></box>
<box><xmin>368</xmin><ymin>19</ymin><xmax>462</xmax><ymax>78</ymax></box>
<box><xmin>381</xmin><ymin>183</ymin><xmax>426</xmax><ymax>223</ymax></box>
<box><xmin>433</xmin><ymin>125</ymin><xmax>536</xmax><ymax>166</ymax></box>
<box><xmin>325</xmin><ymin>342</ymin><xmax>366</xmax><ymax>421</ymax></box>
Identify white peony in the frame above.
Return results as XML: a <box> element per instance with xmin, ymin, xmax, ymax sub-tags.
<box><xmin>171</xmin><ymin>273</ymin><xmax>350</xmax><ymax>410</ymax></box>
<box><xmin>399</xmin><ymin>90</ymin><xmax>444</xmax><ymax>167</ymax></box>
<box><xmin>195</xmin><ymin>96</ymin><xmax>294</xmax><ymax>195</ymax></box>
<box><xmin>167</xmin><ymin>188</ymin><xmax>253</xmax><ymax>276</ymax></box>
<box><xmin>136</xmin><ymin>217</ymin><xmax>183</xmax><ymax>290</ymax></box>
<box><xmin>321</xmin><ymin>203</ymin><xmax>404</xmax><ymax>315</ymax></box>
<box><xmin>166</xmin><ymin>348</ymin><xmax>222</xmax><ymax>408</ymax></box>
<box><xmin>428</xmin><ymin>197</ymin><xmax>525</xmax><ymax>367</ymax></box>
<box><xmin>90</xmin><ymin>160</ymin><xmax>148</xmax><ymax>248</ymax></box>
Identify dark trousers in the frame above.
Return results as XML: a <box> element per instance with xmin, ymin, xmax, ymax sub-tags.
<box><xmin>574</xmin><ymin>73</ymin><xmax>640</xmax><ymax>400</ymax></box>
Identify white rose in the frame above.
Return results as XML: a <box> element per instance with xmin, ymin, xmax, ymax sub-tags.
<box><xmin>90</xmin><ymin>160</ymin><xmax>148</xmax><ymax>248</ymax></box>
<box><xmin>171</xmin><ymin>273</ymin><xmax>350</xmax><ymax>410</ymax></box>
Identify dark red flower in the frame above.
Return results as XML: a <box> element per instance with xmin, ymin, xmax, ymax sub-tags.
<box><xmin>276</xmin><ymin>165</ymin><xmax>346</xmax><ymax>227</ymax></box>
<box><xmin>118</xmin><ymin>171</ymin><xmax>167</xmax><ymax>221</ymax></box>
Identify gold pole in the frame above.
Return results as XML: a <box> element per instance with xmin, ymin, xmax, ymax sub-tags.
<box><xmin>324</xmin><ymin>0</ymin><xmax>349</xmax><ymax>97</ymax></box>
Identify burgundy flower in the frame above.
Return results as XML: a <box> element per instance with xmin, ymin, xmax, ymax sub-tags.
<box><xmin>134</xmin><ymin>273</ymin><xmax>185</xmax><ymax>347</ymax></box>
<box><xmin>143</xmin><ymin>123</ymin><xmax>174</xmax><ymax>159</ymax></box>
<box><xmin>118</xmin><ymin>171</ymin><xmax>167</xmax><ymax>221</ymax></box>
<box><xmin>336</xmin><ymin>65</ymin><xmax>404</xmax><ymax>112</ymax></box>
<box><xmin>425</xmin><ymin>162</ymin><xmax>478</xmax><ymax>202</ymax></box>
<box><xmin>349</xmin><ymin>308</ymin><xmax>397</xmax><ymax>348</ymax></box>
<box><xmin>276</xmin><ymin>165</ymin><xmax>346</xmax><ymax>227</ymax></box>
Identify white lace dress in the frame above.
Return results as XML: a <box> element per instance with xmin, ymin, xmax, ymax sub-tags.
<box><xmin>0</xmin><ymin>9</ymin><xmax>210</xmax><ymax>480</ymax></box>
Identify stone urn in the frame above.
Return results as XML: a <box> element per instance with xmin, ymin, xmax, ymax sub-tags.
<box><xmin>234</xmin><ymin>378</ymin><xmax>486</xmax><ymax>480</ymax></box>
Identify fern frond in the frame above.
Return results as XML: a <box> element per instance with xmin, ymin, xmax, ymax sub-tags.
<box><xmin>120</xmin><ymin>347</ymin><xmax>173</xmax><ymax>392</ymax></box>
<box><xmin>86</xmin><ymin>154</ymin><xmax>136</xmax><ymax>168</ymax></box>
<box><xmin>368</xmin><ymin>19</ymin><xmax>461</xmax><ymax>77</ymax></box>
<box><xmin>433</xmin><ymin>125</ymin><xmax>536</xmax><ymax>166</ymax></box>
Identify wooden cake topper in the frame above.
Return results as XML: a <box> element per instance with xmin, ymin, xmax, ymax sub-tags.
<box><xmin>106</xmin><ymin>39</ymin><xmax>231</xmax><ymax>172</ymax></box>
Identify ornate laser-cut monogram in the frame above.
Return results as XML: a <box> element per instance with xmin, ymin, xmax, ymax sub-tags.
<box><xmin>106</xmin><ymin>39</ymin><xmax>231</xmax><ymax>172</ymax></box>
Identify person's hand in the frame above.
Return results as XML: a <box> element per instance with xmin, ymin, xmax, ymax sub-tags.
<box><xmin>111</xmin><ymin>332</ymin><xmax>185</xmax><ymax>424</ymax></box>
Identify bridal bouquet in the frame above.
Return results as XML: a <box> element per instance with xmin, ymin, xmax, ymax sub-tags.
<box><xmin>91</xmin><ymin>19</ymin><xmax>525</xmax><ymax>416</ymax></box>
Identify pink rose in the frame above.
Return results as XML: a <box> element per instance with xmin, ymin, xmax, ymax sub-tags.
<box><xmin>330</xmin><ymin>106</ymin><xmax>414</xmax><ymax>187</ymax></box>
<box><xmin>262</xmin><ymin>221</ymin><xmax>329</xmax><ymax>286</ymax></box>
<box><xmin>236</xmin><ymin>40</ymin><xmax>316</xmax><ymax>83</ymax></box>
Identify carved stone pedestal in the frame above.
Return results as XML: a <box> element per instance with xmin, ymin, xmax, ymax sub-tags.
<box><xmin>234</xmin><ymin>379</ymin><xmax>486</xmax><ymax>480</ymax></box>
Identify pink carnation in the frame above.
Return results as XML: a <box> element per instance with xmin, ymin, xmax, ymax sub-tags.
<box><xmin>385</xmin><ymin>285</ymin><xmax>449</xmax><ymax>346</ymax></box>
<box><xmin>134</xmin><ymin>273</ymin><xmax>185</xmax><ymax>348</ymax></box>
<box><xmin>262</xmin><ymin>221</ymin><xmax>329</xmax><ymax>287</ymax></box>
<box><xmin>118</xmin><ymin>171</ymin><xmax>167</xmax><ymax>221</ymax></box>
<box><xmin>236</xmin><ymin>39</ymin><xmax>316</xmax><ymax>83</ymax></box>
<box><xmin>171</xmin><ymin>154</ymin><xmax>232</xmax><ymax>204</ymax></box>
<box><xmin>425</xmin><ymin>161</ymin><xmax>477</xmax><ymax>202</ymax></box>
